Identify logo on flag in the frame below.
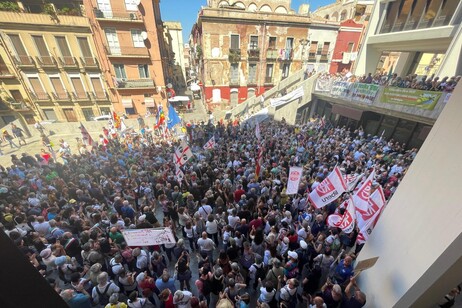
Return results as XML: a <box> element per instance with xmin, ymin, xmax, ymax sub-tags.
<box><xmin>174</xmin><ymin>140</ymin><xmax>193</xmax><ymax>167</ymax></box>
<box><xmin>203</xmin><ymin>136</ymin><xmax>216</xmax><ymax>150</ymax></box>
<box><xmin>309</xmin><ymin>166</ymin><xmax>347</xmax><ymax>208</ymax></box>
<box><xmin>315</xmin><ymin>178</ymin><xmax>335</xmax><ymax>197</ymax></box>
<box><xmin>286</xmin><ymin>167</ymin><xmax>303</xmax><ymax>195</ymax></box>
<box><xmin>327</xmin><ymin>198</ymin><xmax>355</xmax><ymax>233</ymax></box>
<box><xmin>353</xmin><ymin>172</ymin><xmax>375</xmax><ymax>216</ymax></box>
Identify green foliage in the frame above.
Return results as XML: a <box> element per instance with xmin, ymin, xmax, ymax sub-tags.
<box><xmin>0</xmin><ymin>1</ymin><xmax>21</xmax><ymax>12</ymax></box>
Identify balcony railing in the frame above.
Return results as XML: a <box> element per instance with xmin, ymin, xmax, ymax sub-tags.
<box><xmin>36</xmin><ymin>56</ymin><xmax>57</xmax><ymax>68</ymax></box>
<box><xmin>14</xmin><ymin>55</ymin><xmax>35</xmax><ymax>67</ymax></box>
<box><xmin>80</xmin><ymin>57</ymin><xmax>99</xmax><ymax>68</ymax></box>
<box><xmin>264</xmin><ymin>77</ymin><xmax>273</xmax><ymax>84</ymax></box>
<box><xmin>229</xmin><ymin>79</ymin><xmax>240</xmax><ymax>86</ymax></box>
<box><xmin>71</xmin><ymin>92</ymin><xmax>91</xmax><ymax>100</ymax></box>
<box><xmin>94</xmin><ymin>9</ymin><xmax>143</xmax><ymax>22</ymax></box>
<box><xmin>320</xmin><ymin>54</ymin><xmax>329</xmax><ymax>62</ymax></box>
<box><xmin>91</xmin><ymin>91</ymin><xmax>108</xmax><ymax>100</ymax></box>
<box><xmin>308</xmin><ymin>52</ymin><xmax>316</xmax><ymax>62</ymax></box>
<box><xmin>9</xmin><ymin>100</ymin><xmax>30</xmax><ymax>110</ymax></box>
<box><xmin>52</xmin><ymin>92</ymin><xmax>71</xmax><ymax>101</ymax></box>
<box><xmin>104</xmin><ymin>45</ymin><xmax>150</xmax><ymax>58</ymax></box>
<box><xmin>58</xmin><ymin>56</ymin><xmax>79</xmax><ymax>68</ymax></box>
<box><xmin>0</xmin><ymin>69</ymin><xmax>14</xmax><ymax>78</ymax></box>
<box><xmin>115</xmin><ymin>78</ymin><xmax>155</xmax><ymax>89</ymax></box>
<box><xmin>279</xmin><ymin>48</ymin><xmax>293</xmax><ymax>61</ymax></box>
<box><xmin>247</xmin><ymin>48</ymin><xmax>260</xmax><ymax>60</ymax></box>
<box><xmin>31</xmin><ymin>92</ymin><xmax>51</xmax><ymax>101</ymax></box>
<box><xmin>266</xmin><ymin>49</ymin><xmax>278</xmax><ymax>60</ymax></box>
<box><xmin>228</xmin><ymin>48</ymin><xmax>241</xmax><ymax>63</ymax></box>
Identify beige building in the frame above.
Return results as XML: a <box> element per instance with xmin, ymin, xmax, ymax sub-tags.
<box><xmin>312</xmin><ymin>0</ymin><xmax>374</xmax><ymax>23</ymax></box>
<box><xmin>0</xmin><ymin>0</ymin><xmax>112</xmax><ymax>123</ymax></box>
<box><xmin>163</xmin><ymin>21</ymin><xmax>186</xmax><ymax>90</ymax></box>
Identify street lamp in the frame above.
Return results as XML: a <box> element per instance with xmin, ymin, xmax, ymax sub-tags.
<box><xmin>299</xmin><ymin>39</ymin><xmax>309</xmax><ymax>69</ymax></box>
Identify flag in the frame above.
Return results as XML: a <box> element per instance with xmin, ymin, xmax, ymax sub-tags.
<box><xmin>308</xmin><ymin>166</ymin><xmax>347</xmax><ymax>208</ymax></box>
<box><xmin>327</xmin><ymin>198</ymin><xmax>356</xmax><ymax>233</ymax></box>
<box><xmin>174</xmin><ymin>140</ymin><xmax>193</xmax><ymax>167</ymax></box>
<box><xmin>120</xmin><ymin>119</ymin><xmax>127</xmax><ymax>131</ymax></box>
<box><xmin>155</xmin><ymin>106</ymin><xmax>165</xmax><ymax>129</ymax></box>
<box><xmin>167</xmin><ymin>104</ymin><xmax>181</xmax><ymax>130</ymax></box>
<box><xmin>255</xmin><ymin>120</ymin><xmax>261</xmax><ymax>141</ymax></box>
<box><xmin>286</xmin><ymin>166</ymin><xmax>303</xmax><ymax>195</ymax></box>
<box><xmin>344</xmin><ymin>173</ymin><xmax>364</xmax><ymax>192</ymax></box>
<box><xmin>175</xmin><ymin>166</ymin><xmax>184</xmax><ymax>186</ymax></box>
<box><xmin>353</xmin><ymin>171</ymin><xmax>375</xmax><ymax>217</ymax></box>
<box><xmin>79</xmin><ymin>122</ymin><xmax>96</xmax><ymax>147</ymax></box>
<box><xmin>356</xmin><ymin>185</ymin><xmax>386</xmax><ymax>228</ymax></box>
<box><xmin>255</xmin><ymin>146</ymin><xmax>264</xmax><ymax>178</ymax></box>
<box><xmin>112</xmin><ymin>111</ymin><xmax>121</xmax><ymax>129</ymax></box>
<box><xmin>203</xmin><ymin>136</ymin><xmax>216</xmax><ymax>150</ymax></box>
<box><xmin>319</xmin><ymin>115</ymin><xmax>326</xmax><ymax>128</ymax></box>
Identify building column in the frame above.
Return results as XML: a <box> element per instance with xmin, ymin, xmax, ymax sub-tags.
<box><xmin>357</xmin><ymin>83</ymin><xmax>462</xmax><ymax>306</ymax></box>
<box><xmin>393</xmin><ymin>52</ymin><xmax>417</xmax><ymax>76</ymax></box>
<box><xmin>309</xmin><ymin>96</ymin><xmax>318</xmax><ymax>118</ymax></box>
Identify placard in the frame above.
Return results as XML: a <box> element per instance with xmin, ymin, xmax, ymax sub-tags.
<box><xmin>122</xmin><ymin>228</ymin><xmax>176</xmax><ymax>246</ymax></box>
<box><xmin>380</xmin><ymin>87</ymin><xmax>442</xmax><ymax>110</ymax></box>
<box><xmin>354</xmin><ymin>256</ymin><xmax>379</xmax><ymax>273</ymax></box>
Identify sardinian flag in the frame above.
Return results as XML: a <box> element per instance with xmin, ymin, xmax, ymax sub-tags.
<box><xmin>174</xmin><ymin>140</ymin><xmax>193</xmax><ymax>167</ymax></box>
<box><xmin>344</xmin><ymin>173</ymin><xmax>364</xmax><ymax>192</ymax></box>
<box><xmin>79</xmin><ymin>122</ymin><xmax>96</xmax><ymax>147</ymax></box>
<box><xmin>175</xmin><ymin>166</ymin><xmax>184</xmax><ymax>186</ymax></box>
<box><xmin>319</xmin><ymin>115</ymin><xmax>326</xmax><ymax>128</ymax></box>
<box><xmin>327</xmin><ymin>198</ymin><xmax>355</xmax><ymax>233</ymax></box>
<box><xmin>203</xmin><ymin>136</ymin><xmax>216</xmax><ymax>150</ymax></box>
<box><xmin>353</xmin><ymin>171</ymin><xmax>375</xmax><ymax>217</ymax></box>
<box><xmin>255</xmin><ymin>120</ymin><xmax>261</xmax><ymax>141</ymax></box>
<box><xmin>309</xmin><ymin>166</ymin><xmax>347</xmax><ymax>208</ymax></box>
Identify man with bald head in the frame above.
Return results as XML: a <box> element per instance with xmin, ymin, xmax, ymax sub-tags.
<box><xmin>197</xmin><ymin>231</ymin><xmax>215</xmax><ymax>263</ymax></box>
<box><xmin>334</xmin><ymin>255</ymin><xmax>354</xmax><ymax>286</ymax></box>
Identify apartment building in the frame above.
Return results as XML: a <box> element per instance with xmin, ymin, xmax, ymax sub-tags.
<box><xmin>190</xmin><ymin>0</ymin><xmax>339</xmax><ymax>109</ymax></box>
<box><xmin>163</xmin><ymin>21</ymin><xmax>186</xmax><ymax>91</ymax></box>
<box><xmin>0</xmin><ymin>0</ymin><xmax>112</xmax><ymax>123</ymax></box>
<box><xmin>82</xmin><ymin>0</ymin><xmax>167</xmax><ymax>116</ymax></box>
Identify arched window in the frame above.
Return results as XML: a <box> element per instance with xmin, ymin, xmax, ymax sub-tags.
<box><xmin>260</xmin><ymin>4</ymin><xmax>272</xmax><ymax>13</ymax></box>
<box><xmin>340</xmin><ymin>10</ymin><xmax>348</xmax><ymax>21</ymax></box>
<box><xmin>274</xmin><ymin>6</ymin><xmax>288</xmax><ymax>14</ymax></box>
<box><xmin>248</xmin><ymin>3</ymin><xmax>257</xmax><ymax>12</ymax></box>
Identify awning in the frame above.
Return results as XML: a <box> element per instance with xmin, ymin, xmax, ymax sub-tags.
<box><xmin>230</xmin><ymin>88</ymin><xmax>239</xmax><ymax>93</ymax></box>
<box><xmin>122</xmin><ymin>98</ymin><xmax>133</xmax><ymax>108</ymax></box>
<box><xmin>144</xmin><ymin>97</ymin><xmax>155</xmax><ymax>107</ymax></box>
<box><xmin>332</xmin><ymin>105</ymin><xmax>363</xmax><ymax>120</ymax></box>
<box><xmin>168</xmin><ymin>96</ymin><xmax>190</xmax><ymax>103</ymax></box>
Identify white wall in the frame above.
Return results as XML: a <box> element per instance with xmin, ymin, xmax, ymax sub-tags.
<box><xmin>357</xmin><ymin>83</ymin><xmax>462</xmax><ymax>307</ymax></box>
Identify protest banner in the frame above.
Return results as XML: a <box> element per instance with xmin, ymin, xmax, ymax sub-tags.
<box><xmin>122</xmin><ymin>228</ymin><xmax>176</xmax><ymax>246</ymax></box>
<box><xmin>350</xmin><ymin>83</ymin><xmax>379</xmax><ymax>104</ymax></box>
<box><xmin>331</xmin><ymin>81</ymin><xmax>351</xmax><ymax>97</ymax></box>
<box><xmin>286</xmin><ymin>166</ymin><xmax>303</xmax><ymax>195</ymax></box>
<box><xmin>380</xmin><ymin>87</ymin><xmax>442</xmax><ymax>110</ymax></box>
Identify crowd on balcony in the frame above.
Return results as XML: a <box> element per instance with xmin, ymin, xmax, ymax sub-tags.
<box><xmin>317</xmin><ymin>70</ymin><xmax>460</xmax><ymax>93</ymax></box>
<box><xmin>3</xmin><ymin>117</ymin><xmax>456</xmax><ymax>308</ymax></box>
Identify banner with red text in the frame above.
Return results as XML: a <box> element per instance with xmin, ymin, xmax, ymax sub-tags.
<box><xmin>327</xmin><ymin>198</ymin><xmax>356</xmax><ymax>233</ymax></box>
<box><xmin>309</xmin><ymin>166</ymin><xmax>347</xmax><ymax>208</ymax></box>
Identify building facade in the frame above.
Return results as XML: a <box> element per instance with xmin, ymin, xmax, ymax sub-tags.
<box><xmin>191</xmin><ymin>0</ymin><xmax>339</xmax><ymax>110</ymax></box>
<box><xmin>328</xmin><ymin>19</ymin><xmax>363</xmax><ymax>73</ymax></box>
<box><xmin>0</xmin><ymin>0</ymin><xmax>112</xmax><ymax>123</ymax></box>
<box><xmin>312</xmin><ymin>0</ymin><xmax>374</xmax><ymax>24</ymax></box>
<box><xmin>163</xmin><ymin>21</ymin><xmax>186</xmax><ymax>91</ymax></box>
<box><xmin>82</xmin><ymin>0</ymin><xmax>167</xmax><ymax>117</ymax></box>
<box><xmin>354</xmin><ymin>0</ymin><xmax>462</xmax><ymax>78</ymax></box>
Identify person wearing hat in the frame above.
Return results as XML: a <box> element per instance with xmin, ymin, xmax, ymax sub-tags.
<box><xmin>173</xmin><ymin>289</ymin><xmax>193</xmax><ymax>308</ymax></box>
<box><xmin>284</xmin><ymin>251</ymin><xmax>299</xmax><ymax>279</ymax></box>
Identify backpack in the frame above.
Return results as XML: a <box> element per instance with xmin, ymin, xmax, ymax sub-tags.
<box><xmin>199</xmin><ymin>277</ymin><xmax>211</xmax><ymax>296</ymax></box>
<box><xmin>96</xmin><ymin>283</ymin><xmax>112</xmax><ymax>305</ymax></box>
<box><xmin>253</xmin><ymin>263</ymin><xmax>266</xmax><ymax>281</ymax></box>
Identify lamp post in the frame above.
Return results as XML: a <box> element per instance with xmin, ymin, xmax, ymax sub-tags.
<box><xmin>299</xmin><ymin>38</ymin><xmax>309</xmax><ymax>70</ymax></box>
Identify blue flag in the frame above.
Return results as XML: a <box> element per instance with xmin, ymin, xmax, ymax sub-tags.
<box><xmin>167</xmin><ymin>104</ymin><xmax>181</xmax><ymax>129</ymax></box>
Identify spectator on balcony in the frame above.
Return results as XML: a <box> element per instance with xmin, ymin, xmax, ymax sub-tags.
<box><xmin>11</xmin><ymin>124</ymin><xmax>26</xmax><ymax>146</ymax></box>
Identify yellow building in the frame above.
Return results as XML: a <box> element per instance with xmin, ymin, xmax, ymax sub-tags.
<box><xmin>0</xmin><ymin>0</ymin><xmax>112</xmax><ymax>123</ymax></box>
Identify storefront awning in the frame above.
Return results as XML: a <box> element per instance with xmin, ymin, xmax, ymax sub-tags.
<box><xmin>122</xmin><ymin>98</ymin><xmax>133</xmax><ymax>108</ymax></box>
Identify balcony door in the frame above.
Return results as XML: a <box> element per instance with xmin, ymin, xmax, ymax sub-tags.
<box><xmin>105</xmin><ymin>29</ymin><xmax>121</xmax><ymax>55</ymax></box>
<box><xmin>97</xmin><ymin>0</ymin><xmax>113</xmax><ymax>18</ymax></box>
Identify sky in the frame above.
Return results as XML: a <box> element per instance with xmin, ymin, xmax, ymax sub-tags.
<box><xmin>160</xmin><ymin>0</ymin><xmax>335</xmax><ymax>43</ymax></box>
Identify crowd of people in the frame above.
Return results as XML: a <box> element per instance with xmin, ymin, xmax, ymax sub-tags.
<box><xmin>318</xmin><ymin>70</ymin><xmax>460</xmax><ymax>93</ymax></box>
<box><xmin>0</xmin><ymin>117</ymin><xmax>419</xmax><ymax>308</ymax></box>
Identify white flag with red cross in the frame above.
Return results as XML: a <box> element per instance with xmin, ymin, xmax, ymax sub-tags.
<box><xmin>327</xmin><ymin>197</ymin><xmax>356</xmax><ymax>233</ymax></box>
<box><xmin>203</xmin><ymin>136</ymin><xmax>216</xmax><ymax>150</ymax></box>
<box><xmin>308</xmin><ymin>166</ymin><xmax>347</xmax><ymax>208</ymax></box>
<box><xmin>79</xmin><ymin>122</ymin><xmax>96</xmax><ymax>147</ymax></box>
<box><xmin>174</xmin><ymin>140</ymin><xmax>193</xmax><ymax>167</ymax></box>
<box><xmin>175</xmin><ymin>166</ymin><xmax>184</xmax><ymax>186</ymax></box>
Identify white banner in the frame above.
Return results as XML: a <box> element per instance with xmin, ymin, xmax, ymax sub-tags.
<box><xmin>353</xmin><ymin>171</ymin><xmax>375</xmax><ymax>216</ymax></box>
<box><xmin>357</xmin><ymin>185</ymin><xmax>386</xmax><ymax>229</ymax></box>
<box><xmin>327</xmin><ymin>198</ymin><xmax>356</xmax><ymax>233</ymax></box>
<box><xmin>175</xmin><ymin>166</ymin><xmax>184</xmax><ymax>186</ymax></box>
<box><xmin>270</xmin><ymin>87</ymin><xmax>304</xmax><ymax>107</ymax></box>
<box><xmin>122</xmin><ymin>228</ymin><xmax>176</xmax><ymax>246</ymax></box>
<box><xmin>309</xmin><ymin>166</ymin><xmax>347</xmax><ymax>208</ymax></box>
<box><xmin>315</xmin><ymin>78</ymin><xmax>331</xmax><ymax>92</ymax></box>
<box><xmin>344</xmin><ymin>173</ymin><xmax>364</xmax><ymax>192</ymax></box>
<box><xmin>286</xmin><ymin>167</ymin><xmax>303</xmax><ymax>195</ymax></box>
<box><xmin>174</xmin><ymin>140</ymin><xmax>193</xmax><ymax>167</ymax></box>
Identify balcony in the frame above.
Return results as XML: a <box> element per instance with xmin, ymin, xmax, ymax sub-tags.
<box><xmin>94</xmin><ymin>9</ymin><xmax>143</xmax><ymax>22</ymax></box>
<box><xmin>266</xmin><ymin>49</ymin><xmax>278</xmax><ymax>60</ymax></box>
<box><xmin>91</xmin><ymin>91</ymin><xmax>109</xmax><ymax>100</ymax></box>
<box><xmin>36</xmin><ymin>56</ymin><xmax>58</xmax><ymax>68</ymax></box>
<box><xmin>58</xmin><ymin>56</ymin><xmax>79</xmax><ymax>68</ymax></box>
<box><xmin>247</xmin><ymin>49</ymin><xmax>260</xmax><ymax>60</ymax></box>
<box><xmin>30</xmin><ymin>92</ymin><xmax>51</xmax><ymax>102</ymax></box>
<box><xmin>308</xmin><ymin>52</ymin><xmax>317</xmax><ymax>62</ymax></box>
<box><xmin>80</xmin><ymin>57</ymin><xmax>99</xmax><ymax>69</ymax></box>
<box><xmin>264</xmin><ymin>77</ymin><xmax>273</xmax><ymax>85</ymax></box>
<box><xmin>71</xmin><ymin>92</ymin><xmax>91</xmax><ymax>101</ymax></box>
<box><xmin>229</xmin><ymin>79</ymin><xmax>240</xmax><ymax>86</ymax></box>
<box><xmin>9</xmin><ymin>100</ymin><xmax>30</xmax><ymax>111</ymax></box>
<box><xmin>14</xmin><ymin>55</ymin><xmax>36</xmax><ymax>68</ymax></box>
<box><xmin>278</xmin><ymin>48</ymin><xmax>293</xmax><ymax>61</ymax></box>
<box><xmin>104</xmin><ymin>45</ymin><xmax>150</xmax><ymax>58</ymax></box>
<box><xmin>0</xmin><ymin>10</ymin><xmax>89</xmax><ymax>28</ymax></box>
<box><xmin>247</xmin><ymin>79</ymin><xmax>257</xmax><ymax>86</ymax></box>
<box><xmin>228</xmin><ymin>49</ymin><xmax>241</xmax><ymax>63</ymax></box>
<box><xmin>319</xmin><ymin>54</ymin><xmax>329</xmax><ymax>62</ymax></box>
<box><xmin>52</xmin><ymin>92</ymin><xmax>71</xmax><ymax>101</ymax></box>
<box><xmin>0</xmin><ymin>69</ymin><xmax>15</xmax><ymax>79</ymax></box>
<box><xmin>115</xmin><ymin>78</ymin><xmax>155</xmax><ymax>89</ymax></box>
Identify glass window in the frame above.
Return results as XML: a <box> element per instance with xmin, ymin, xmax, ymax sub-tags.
<box><xmin>231</xmin><ymin>35</ymin><xmax>240</xmax><ymax>50</ymax></box>
<box><xmin>114</xmin><ymin>64</ymin><xmax>126</xmax><ymax>79</ymax></box>
<box><xmin>82</xmin><ymin>108</ymin><xmax>95</xmax><ymax>121</ymax></box>
<box><xmin>282</xmin><ymin>63</ymin><xmax>290</xmax><ymax>79</ymax></box>
<box><xmin>404</xmin><ymin>0</ymin><xmax>427</xmax><ymax>30</ymax></box>
<box><xmin>286</xmin><ymin>38</ymin><xmax>294</xmax><ymax>50</ymax></box>
<box><xmin>418</xmin><ymin>0</ymin><xmax>444</xmax><ymax>29</ymax></box>
<box><xmin>265</xmin><ymin>64</ymin><xmax>273</xmax><ymax>77</ymax></box>
<box><xmin>55</xmin><ymin>36</ymin><xmax>72</xmax><ymax>57</ymax></box>
<box><xmin>381</xmin><ymin>1</ymin><xmax>400</xmax><ymax>33</ymax></box>
<box><xmin>8</xmin><ymin>34</ymin><xmax>28</xmax><ymax>57</ymax></box>
<box><xmin>100</xmin><ymin>107</ymin><xmax>111</xmax><ymax>115</ymax></box>
<box><xmin>131</xmin><ymin>30</ymin><xmax>144</xmax><ymax>48</ymax></box>
<box><xmin>28</xmin><ymin>77</ymin><xmax>45</xmax><ymax>95</ymax></box>
<box><xmin>392</xmin><ymin>0</ymin><xmax>415</xmax><ymax>32</ymax></box>
<box><xmin>434</xmin><ymin>0</ymin><xmax>459</xmax><ymax>26</ymax></box>
<box><xmin>249</xmin><ymin>36</ymin><xmax>258</xmax><ymax>49</ymax></box>
<box><xmin>71</xmin><ymin>77</ymin><xmax>86</xmax><ymax>98</ymax></box>
<box><xmin>125</xmin><ymin>0</ymin><xmax>138</xmax><ymax>11</ymax></box>
<box><xmin>248</xmin><ymin>63</ymin><xmax>257</xmax><ymax>83</ymax></box>
<box><xmin>77</xmin><ymin>37</ymin><xmax>92</xmax><ymax>58</ymax></box>
<box><xmin>230</xmin><ymin>63</ymin><xmax>239</xmax><ymax>83</ymax></box>
<box><xmin>138</xmin><ymin>64</ymin><xmax>149</xmax><ymax>78</ymax></box>
<box><xmin>32</xmin><ymin>35</ymin><xmax>50</xmax><ymax>57</ymax></box>
<box><xmin>268</xmin><ymin>37</ymin><xmax>276</xmax><ymax>49</ymax></box>
<box><xmin>347</xmin><ymin>42</ymin><xmax>354</xmax><ymax>52</ymax></box>
<box><xmin>125</xmin><ymin>107</ymin><xmax>136</xmax><ymax>115</ymax></box>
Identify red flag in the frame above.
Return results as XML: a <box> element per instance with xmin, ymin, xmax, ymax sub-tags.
<box><xmin>79</xmin><ymin>122</ymin><xmax>95</xmax><ymax>147</ymax></box>
<box><xmin>255</xmin><ymin>146</ymin><xmax>264</xmax><ymax>178</ymax></box>
<box><xmin>112</xmin><ymin>111</ymin><xmax>121</xmax><ymax>129</ymax></box>
<box><xmin>356</xmin><ymin>186</ymin><xmax>386</xmax><ymax>244</ymax></box>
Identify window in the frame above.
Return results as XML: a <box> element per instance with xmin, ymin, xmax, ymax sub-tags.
<box><xmin>10</xmin><ymin>90</ymin><xmax>24</xmax><ymax>102</ymax></box>
<box><xmin>82</xmin><ymin>108</ymin><xmax>95</xmax><ymax>121</ymax></box>
<box><xmin>230</xmin><ymin>63</ymin><xmax>239</xmax><ymax>84</ymax></box>
<box><xmin>114</xmin><ymin>64</ymin><xmax>127</xmax><ymax>79</ymax></box>
<box><xmin>230</xmin><ymin>34</ymin><xmax>240</xmax><ymax>50</ymax></box>
<box><xmin>282</xmin><ymin>63</ymin><xmax>290</xmax><ymax>79</ymax></box>
<box><xmin>138</xmin><ymin>64</ymin><xmax>149</xmax><ymax>78</ymax></box>
<box><xmin>43</xmin><ymin>109</ymin><xmax>57</xmax><ymax>121</ymax></box>
<box><xmin>125</xmin><ymin>0</ymin><xmax>138</xmax><ymax>11</ymax></box>
<box><xmin>435</xmin><ymin>0</ymin><xmax>460</xmax><ymax>26</ymax></box>
<box><xmin>317</xmin><ymin>43</ymin><xmax>323</xmax><ymax>55</ymax></box>
<box><xmin>309</xmin><ymin>41</ymin><xmax>318</xmax><ymax>55</ymax></box>
<box><xmin>28</xmin><ymin>77</ymin><xmax>45</xmax><ymax>95</ymax></box>
<box><xmin>249</xmin><ymin>36</ymin><xmax>258</xmax><ymax>49</ymax></box>
<box><xmin>8</xmin><ymin>34</ymin><xmax>28</xmax><ymax>58</ymax></box>
<box><xmin>70</xmin><ymin>76</ymin><xmax>86</xmax><ymax>98</ymax></box>
<box><xmin>90</xmin><ymin>77</ymin><xmax>105</xmax><ymax>98</ymax></box>
<box><xmin>100</xmin><ymin>107</ymin><xmax>111</xmax><ymax>115</ymax></box>
<box><xmin>125</xmin><ymin>107</ymin><xmax>136</xmax><ymax>115</ymax></box>
<box><xmin>322</xmin><ymin>43</ymin><xmax>330</xmax><ymax>56</ymax></box>
<box><xmin>347</xmin><ymin>42</ymin><xmax>355</xmax><ymax>53</ymax></box>
<box><xmin>268</xmin><ymin>37</ymin><xmax>276</xmax><ymax>49</ymax></box>
<box><xmin>50</xmin><ymin>77</ymin><xmax>67</xmax><ymax>98</ymax></box>
<box><xmin>55</xmin><ymin>36</ymin><xmax>72</xmax><ymax>57</ymax></box>
<box><xmin>32</xmin><ymin>35</ymin><xmax>50</xmax><ymax>57</ymax></box>
<box><xmin>248</xmin><ymin>63</ymin><xmax>257</xmax><ymax>84</ymax></box>
<box><xmin>77</xmin><ymin>37</ymin><xmax>93</xmax><ymax>58</ymax></box>
<box><xmin>131</xmin><ymin>30</ymin><xmax>144</xmax><ymax>48</ymax></box>
<box><xmin>286</xmin><ymin>38</ymin><xmax>294</xmax><ymax>50</ymax></box>
<box><xmin>265</xmin><ymin>64</ymin><xmax>273</xmax><ymax>77</ymax></box>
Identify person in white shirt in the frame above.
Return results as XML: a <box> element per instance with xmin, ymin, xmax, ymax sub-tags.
<box><xmin>197</xmin><ymin>232</ymin><xmax>215</xmax><ymax>263</ymax></box>
<box><xmin>228</xmin><ymin>209</ymin><xmax>240</xmax><ymax>230</ymax></box>
<box><xmin>197</xmin><ymin>199</ymin><xmax>212</xmax><ymax>221</ymax></box>
<box><xmin>132</xmin><ymin>248</ymin><xmax>148</xmax><ymax>273</ymax></box>
<box><xmin>91</xmin><ymin>272</ymin><xmax>120</xmax><ymax>305</ymax></box>
<box><xmin>109</xmin><ymin>254</ymin><xmax>124</xmax><ymax>277</ymax></box>
<box><xmin>173</xmin><ymin>290</ymin><xmax>193</xmax><ymax>308</ymax></box>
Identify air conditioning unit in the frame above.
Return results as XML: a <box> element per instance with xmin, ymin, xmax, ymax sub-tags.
<box><xmin>94</xmin><ymin>9</ymin><xmax>104</xmax><ymax>18</ymax></box>
<box><xmin>129</xmin><ymin>13</ymin><xmax>137</xmax><ymax>20</ymax></box>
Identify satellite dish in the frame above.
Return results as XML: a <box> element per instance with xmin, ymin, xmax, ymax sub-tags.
<box><xmin>134</xmin><ymin>0</ymin><xmax>141</xmax><ymax>5</ymax></box>
<box><xmin>141</xmin><ymin>31</ymin><xmax>148</xmax><ymax>40</ymax></box>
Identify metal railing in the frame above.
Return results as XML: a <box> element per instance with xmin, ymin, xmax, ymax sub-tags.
<box><xmin>30</xmin><ymin>92</ymin><xmax>50</xmax><ymax>101</ymax></box>
<box><xmin>266</xmin><ymin>49</ymin><xmax>278</xmax><ymax>60</ymax></box>
<box><xmin>80</xmin><ymin>57</ymin><xmax>99</xmax><ymax>68</ymax></box>
<box><xmin>91</xmin><ymin>91</ymin><xmax>108</xmax><ymax>100</ymax></box>
<box><xmin>247</xmin><ymin>49</ymin><xmax>260</xmax><ymax>59</ymax></box>
<box><xmin>52</xmin><ymin>92</ymin><xmax>71</xmax><ymax>101</ymax></box>
<box><xmin>104</xmin><ymin>45</ymin><xmax>149</xmax><ymax>57</ymax></box>
<box><xmin>71</xmin><ymin>92</ymin><xmax>91</xmax><ymax>100</ymax></box>
<box><xmin>115</xmin><ymin>78</ymin><xmax>154</xmax><ymax>89</ymax></box>
<box><xmin>14</xmin><ymin>55</ymin><xmax>35</xmax><ymax>67</ymax></box>
<box><xmin>58</xmin><ymin>56</ymin><xmax>78</xmax><ymax>68</ymax></box>
<box><xmin>94</xmin><ymin>8</ymin><xmax>143</xmax><ymax>21</ymax></box>
<box><xmin>36</xmin><ymin>56</ymin><xmax>57</xmax><ymax>67</ymax></box>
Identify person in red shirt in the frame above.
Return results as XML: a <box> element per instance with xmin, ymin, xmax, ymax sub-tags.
<box><xmin>234</xmin><ymin>185</ymin><xmax>245</xmax><ymax>203</ymax></box>
<box><xmin>249</xmin><ymin>213</ymin><xmax>263</xmax><ymax>230</ymax></box>
<box><xmin>40</xmin><ymin>149</ymin><xmax>52</xmax><ymax>163</ymax></box>
<box><xmin>159</xmin><ymin>289</ymin><xmax>174</xmax><ymax>308</ymax></box>
<box><xmin>138</xmin><ymin>272</ymin><xmax>159</xmax><ymax>305</ymax></box>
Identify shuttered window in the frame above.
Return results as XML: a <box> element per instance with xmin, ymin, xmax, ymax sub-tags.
<box><xmin>50</xmin><ymin>77</ymin><xmax>66</xmax><ymax>98</ymax></box>
<box><xmin>71</xmin><ymin>77</ymin><xmax>86</xmax><ymax>98</ymax></box>
<box><xmin>32</xmin><ymin>35</ymin><xmax>50</xmax><ymax>56</ymax></box>
<box><xmin>55</xmin><ymin>36</ymin><xmax>72</xmax><ymax>57</ymax></box>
